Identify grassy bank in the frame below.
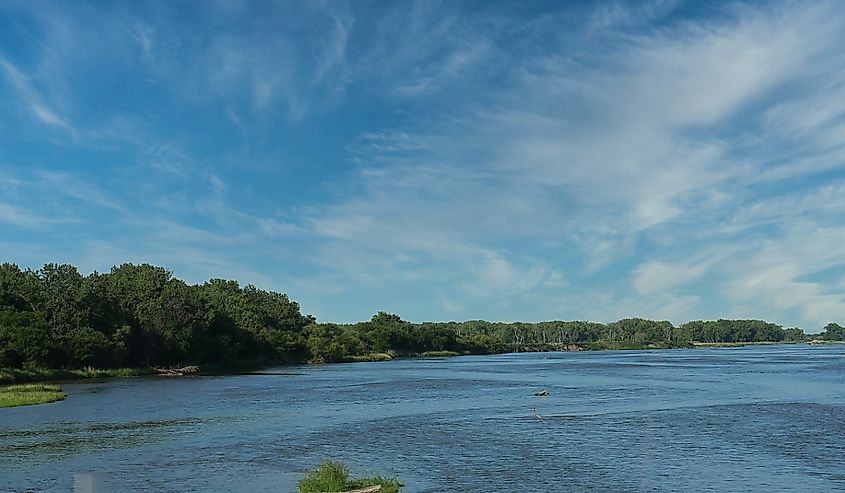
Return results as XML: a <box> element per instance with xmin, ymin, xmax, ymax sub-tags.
<box><xmin>298</xmin><ymin>461</ymin><xmax>401</xmax><ymax>493</ymax></box>
<box><xmin>345</xmin><ymin>353</ymin><xmax>396</xmax><ymax>362</ymax></box>
<box><xmin>692</xmin><ymin>342</ymin><xmax>749</xmax><ymax>348</ymax></box>
<box><xmin>0</xmin><ymin>339</ymin><xmax>827</xmax><ymax>386</ymax></box>
<box><xmin>416</xmin><ymin>350</ymin><xmax>462</xmax><ymax>358</ymax></box>
<box><xmin>512</xmin><ymin>341</ymin><xmax>694</xmax><ymax>352</ymax></box>
<box><xmin>579</xmin><ymin>341</ymin><xmax>694</xmax><ymax>350</ymax></box>
<box><xmin>0</xmin><ymin>383</ymin><xmax>65</xmax><ymax>408</ymax></box>
<box><xmin>0</xmin><ymin>361</ymin><xmax>273</xmax><ymax>385</ymax></box>
<box><xmin>0</xmin><ymin>367</ymin><xmax>155</xmax><ymax>385</ymax></box>
<box><xmin>690</xmin><ymin>341</ymin><xmax>806</xmax><ymax>348</ymax></box>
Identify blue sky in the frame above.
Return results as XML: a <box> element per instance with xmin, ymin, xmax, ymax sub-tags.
<box><xmin>2</xmin><ymin>0</ymin><xmax>845</xmax><ymax>329</ymax></box>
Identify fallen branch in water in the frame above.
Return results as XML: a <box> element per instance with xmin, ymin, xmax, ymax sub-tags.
<box><xmin>325</xmin><ymin>487</ymin><xmax>381</xmax><ymax>493</ymax></box>
<box><xmin>155</xmin><ymin>365</ymin><xmax>200</xmax><ymax>376</ymax></box>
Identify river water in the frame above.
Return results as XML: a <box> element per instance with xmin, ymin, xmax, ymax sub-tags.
<box><xmin>2</xmin><ymin>344</ymin><xmax>844</xmax><ymax>492</ymax></box>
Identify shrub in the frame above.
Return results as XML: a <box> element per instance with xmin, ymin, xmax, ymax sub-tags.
<box><xmin>298</xmin><ymin>461</ymin><xmax>350</xmax><ymax>492</ymax></box>
<box><xmin>297</xmin><ymin>460</ymin><xmax>402</xmax><ymax>493</ymax></box>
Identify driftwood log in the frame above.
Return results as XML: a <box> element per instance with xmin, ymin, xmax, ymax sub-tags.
<box><xmin>155</xmin><ymin>365</ymin><xmax>200</xmax><ymax>376</ymax></box>
<box><xmin>321</xmin><ymin>486</ymin><xmax>381</xmax><ymax>493</ymax></box>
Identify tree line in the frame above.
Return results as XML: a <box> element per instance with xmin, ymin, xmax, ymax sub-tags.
<box><xmin>1</xmin><ymin>262</ymin><xmax>842</xmax><ymax>370</ymax></box>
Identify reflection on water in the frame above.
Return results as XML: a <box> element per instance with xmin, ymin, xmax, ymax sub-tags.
<box><xmin>0</xmin><ymin>417</ymin><xmax>206</xmax><ymax>460</ymax></box>
<box><xmin>1</xmin><ymin>345</ymin><xmax>844</xmax><ymax>492</ymax></box>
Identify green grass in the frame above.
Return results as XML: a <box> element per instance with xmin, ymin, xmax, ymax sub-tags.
<box><xmin>0</xmin><ymin>367</ymin><xmax>154</xmax><ymax>385</ymax></box>
<box><xmin>346</xmin><ymin>353</ymin><xmax>395</xmax><ymax>362</ymax></box>
<box><xmin>416</xmin><ymin>350</ymin><xmax>461</xmax><ymax>358</ymax></box>
<box><xmin>297</xmin><ymin>460</ymin><xmax>402</xmax><ymax>493</ymax></box>
<box><xmin>0</xmin><ymin>383</ymin><xmax>65</xmax><ymax>408</ymax></box>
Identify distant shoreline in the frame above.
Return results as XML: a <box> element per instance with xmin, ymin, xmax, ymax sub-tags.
<box><xmin>3</xmin><ymin>340</ymin><xmax>842</xmax><ymax>390</ymax></box>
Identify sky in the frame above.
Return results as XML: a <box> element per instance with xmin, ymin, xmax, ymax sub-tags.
<box><xmin>2</xmin><ymin>0</ymin><xmax>845</xmax><ymax>329</ymax></box>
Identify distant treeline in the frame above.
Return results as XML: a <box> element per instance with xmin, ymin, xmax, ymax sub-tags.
<box><xmin>1</xmin><ymin>262</ymin><xmax>844</xmax><ymax>370</ymax></box>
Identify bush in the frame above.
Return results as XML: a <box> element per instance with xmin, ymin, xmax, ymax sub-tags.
<box><xmin>298</xmin><ymin>461</ymin><xmax>351</xmax><ymax>492</ymax></box>
<box><xmin>0</xmin><ymin>310</ymin><xmax>62</xmax><ymax>368</ymax></box>
<box><xmin>297</xmin><ymin>460</ymin><xmax>402</xmax><ymax>493</ymax></box>
<box><xmin>68</xmin><ymin>327</ymin><xmax>118</xmax><ymax>367</ymax></box>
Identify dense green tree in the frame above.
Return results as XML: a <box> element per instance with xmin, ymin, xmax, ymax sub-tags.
<box><xmin>0</xmin><ymin>310</ymin><xmax>59</xmax><ymax>368</ymax></box>
<box><xmin>677</xmin><ymin>320</ymin><xmax>783</xmax><ymax>343</ymax></box>
<box><xmin>784</xmin><ymin>327</ymin><xmax>806</xmax><ymax>342</ymax></box>
<box><xmin>305</xmin><ymin>324</ymin><xmax>362</xmax><ymax>363</ymax></box>
<box><xmin>0</xmin><ymin>261</ymin><xmax>811</xmax><ymax>372</ymax></box>
<box><xmin>0</xmin><ymin>263</ymin><xmax>36</xmax><ymax>312</ymax></box>
<box><xmin>820</xmin><ymin>323</ymin><xmax>845</xmax><ymax>341</ymax></box>
<box><xmin>0</xmin><ymin>263</ymin><xmax>314</xmax><ymax>369</ymax></box>
<box><xmin>32</xmin><ymin>264</ymin><xmax>85</xmax><ymax>337</ymax></box>
<box><xmin>68</xmin><ymin>327</ymin><xmax>121</xmax><ymax>367</ymax></box>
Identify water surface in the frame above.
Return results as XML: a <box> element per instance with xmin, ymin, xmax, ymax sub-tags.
<box><xmin>2</xmin><ymin>345</ymin><xmax>844</xmax><ymax>492</ymax></box>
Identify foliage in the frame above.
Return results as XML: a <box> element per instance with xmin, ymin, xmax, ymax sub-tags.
<box><xmin>0</xmin><ymin>262</ymin><xmax>312</xmax><ymax>370</ymax></box>
<box><xmin>0</xmin><ymin>261</ymin><xmax>838</xmax><ymax>377</ymax></box>
<box><xmin>820</xmin><ymin>323</ymin><xmax>845</xmax><ymax>341</ymax></box>
<box><xmin>0</xmin><ymin>310</ymin><xmax>58</xmax><ymax>368</ymax></box>
<box><xmin>784</xmin><ymin>327</ymin><xmax>807</xmax><ymax>342</ymax></box>
<box><xmin>676</xmin><ymin>319</ymin><xmax>784</xmax><ymax>343</ymax></box>
<box><xmin>297</xmin><ymin>460</ymin><xmax>350</xmax><ymax>492</ymax></box>
<box><xmin>297</xmin><ymin>460</ymin><xmax>402</xmax><ymax>493</ymax></box>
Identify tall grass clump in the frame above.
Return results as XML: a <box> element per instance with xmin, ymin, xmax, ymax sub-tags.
<box><xmin>297</xmin><ymin>460</ymin><xmax>402</xmax><ymax>493</ymax></box>
<box><xmin>298</xmin><ymin>461</ymin><xmax>350</xmax><ymax>492</ymax></box>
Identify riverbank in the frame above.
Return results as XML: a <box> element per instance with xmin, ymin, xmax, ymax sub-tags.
<box><xmin>0</xmin><ymin>340</ymin><xmax>830</xmax><ymax>387</ymax></box>
<box><xmin>0</xmin><ymin>367</ymin><xmax>155</xmax><ymax>385</ymax></box>
<box><xmin>509</xmin><ymin>341</ymin><xmax>695</xmax><ymax>352</ymax></box>
<box><xmin>0</xmin><ymin>383</ymin><xmax>65</xmax><ymax>408</ymax></box>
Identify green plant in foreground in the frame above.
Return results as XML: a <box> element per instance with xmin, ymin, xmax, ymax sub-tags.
<box><xmin>297</xmin><ymin>460</ymin><xmax>402</xmax><ymax>493</ymax></box>
<box><xmin>0</xmin><ymin>383</ymin><xmax>65</xmax><ymax>408</ymax></box>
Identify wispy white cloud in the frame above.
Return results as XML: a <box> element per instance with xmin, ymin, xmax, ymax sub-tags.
<box><xmin>131</xmin><ymin>23</ymin><xmax>155</xmax><ymax>62</ymax></box>
<box><xmin>0</xmin><ymin>202</ymin><xmax>54</xmax><ymax>227</ymax></box>
<box><xmin>34</xmin><ymin>171</ymin><xmax>127</xmax><ymax>213</ymax></box>
<box><xmin>296</xmin><ymin>0</ymin><xmax>845</xmax><ymax>324</ymax></box>
<box><xmin>716</xmin><ymin>225</ymin><xmax>845</xmax><ymax>328</ymax></box>
<box><xmin>632</xmin><ymin>261</ymin><xmax>708</xmax><ymax>295</ymax></box>
<box><xmin>3</xmin><ymin>0</ymin><xmax>845</xmax><ymax>327</ymax></box>
<box><xmin>588</xmin><ymin>0</ymin><xmax>680</xmax><ymax>34</ymax></box>
<box><xmin>0</xmin><ymin>56</ymin><xmax>74</xmax><ymax>132</ymax></box>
